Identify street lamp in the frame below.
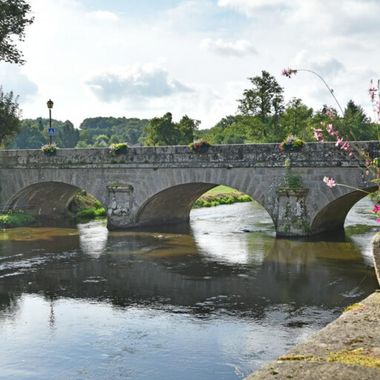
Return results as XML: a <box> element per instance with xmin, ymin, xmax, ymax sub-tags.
<box><xmin>47</xmin><ymin>99</ymin><xmax>54</xmax><ymax>145</ymax></box>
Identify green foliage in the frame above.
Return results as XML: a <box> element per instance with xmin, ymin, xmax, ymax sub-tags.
<box><xmin>143</xmin><ymin>112</ymin><xmax>199</xmax><ymax>146</ymax></box>
<box><xmin>279</xmin><ymin>158</ymin><xmax>304</xmax><ymax>190</ymax></box>
<box><xmin>79</xmin><ymin>116</ymin><xmax>148</xmax><ymax>147</ymax></box>
<box><xmin>0</xmin><ymin>88</ymin><xmax>21</xmax><ymax>145</ymax></box>
<box><xmin>41</xmin><ymin>143</ymin><xmax>57</xmax><ymax>155</ymax></box>
<box><xmin>76</xmin><ymin>207</ymin><xmax>106</xmax><ymax>220</ymax></box>
<box><xmin>193</xmin><ymin>186</ymin><xmax>252</xmax><ymax>208</ymax></box>
<box><xmin>94</xmin><ymin>134</ymin><xmax>109</xmax><ymax>147</ymax></box>
<box><xmin>6</xmin><ymin>118</ymin><xmax>79</xmax><ymax>148</ymax></box>
<box><xmin>279</xmin><ymin>98</ymin><xmax>314</xmax><ymax>141</ymax></box>
<box><xmin>238</xmin><ymin>70</ymin><xmax>284</xmax><ymax>122</ymax></box>
<box><xmin>68</xmin><ymin>190</ymin><xmax>106</xmax><ymax>221</ymax></box>
<box><xmin>0</xmin><ymin>0</ymin><xmax>34</xmax><ymax>64</ymax></box>
<box><xmin>335</xmin><ymin>100</ymin><xmax>379</xmax><ymax>141</ymax></box>
<box><xmin>109</xmin><ymin>142</ymin><xmax>128</xmax><ymax>155</ymax></box>
<box><xmin>0</xmin><ymin>212</ymin><xmax>35</xmax><ymax>228</ymax></box>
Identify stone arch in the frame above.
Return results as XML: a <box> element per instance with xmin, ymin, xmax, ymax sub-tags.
<box><xmin>311</xmin><ymin>185</ymin><xmax>377</xmax><ymax>234</ymax></box>
<box><xmin>135</xmin><ymin>181</ymin><xmax>275</xmax><ymax>228</ymax></box>
<box><xmin>5</xmin><ymin>181</ymin><xmax>99</xmax><ymax>224</ymax></box>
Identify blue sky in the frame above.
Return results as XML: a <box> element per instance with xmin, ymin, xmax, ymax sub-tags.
<box><xmin>1</xmin><ymin>0</ymin><xmax>379</xmax><ymax>127</ymax></box>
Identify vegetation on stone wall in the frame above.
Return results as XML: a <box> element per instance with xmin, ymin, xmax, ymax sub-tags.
<box><xmin>68</xmin><ymin>190</ymin><xmax>106</xmax><ymax>222</ymax></box>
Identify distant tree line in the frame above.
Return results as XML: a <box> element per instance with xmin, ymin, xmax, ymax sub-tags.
<box><xmin>3</xmin><ymin>70</ymin><xmax>379</xmax><ymax>149</ymax></box>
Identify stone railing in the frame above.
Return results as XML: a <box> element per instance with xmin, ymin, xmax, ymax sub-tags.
<box><xmin>0</xmin><ymin>141</ymin><xmax>378</xmax><ymax>169</ymax></box>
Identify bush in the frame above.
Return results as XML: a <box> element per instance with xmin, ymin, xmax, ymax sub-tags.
<box><xmin>76</xmin><ymin>207</ymin><xmax>106</xmax><ymax>220</ymax></box>
<box><xmin>0</xmin><ymin>212</ymin><xmax>35</xmax><ymax>228</ymax></box>
<box><xmin>109</xmin><ymin>142</ymin><xmax>128</xmax><ymax>155</ymax></box>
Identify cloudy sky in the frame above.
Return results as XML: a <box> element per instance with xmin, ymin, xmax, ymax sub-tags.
<box><xmin>1</xmin><ymin>0</ymin><xmax>379</xmax><ymax>128</ymax></box>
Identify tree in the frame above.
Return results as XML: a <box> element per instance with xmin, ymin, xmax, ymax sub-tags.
<box><xmin>57</xmin><ymin>120</ymin><xmax>80</xmax><ymax>148</ymax></box>
<box><xmin>143</xmin><ymin>112</ymin><xmax>176</xmax><ymax>146</ymax></box>
<box><xmin>0</xmin><ymin>0</ymin><xmax>34</xmax><ymax>64</ymax></box>
<box><xmin>0</xmin><ymin>88</ymin><xmax>21</xmax><ymax>145</ymax></box>
<box><xmin>339</xmin><ymin>100</ymin><xmax>377</xmax><ymax>141</ymax></box>
<box><xmin>279</xmin><ymin>98</ymin><xmax>314</xmax><ymax>141</ymax></box>
<box><xmin>238</xmin><ymin>70</ymin><xmax>284</xmax><ymax>120</ymax></box>
<box><xmin>176</xmin><ymin>115</ymin><xmax>200</xmax><ymax>145</ymax></box>
<box><xmin>238</xmin><ymin>71</ymin><xmax>284</xmax><ymax>139</ymax></box>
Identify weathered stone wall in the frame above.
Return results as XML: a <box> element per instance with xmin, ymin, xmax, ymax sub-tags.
<box><xmin>0</xmin><ymin>142</ymin><xmax>378</xmax><ymax>235</ymax></box>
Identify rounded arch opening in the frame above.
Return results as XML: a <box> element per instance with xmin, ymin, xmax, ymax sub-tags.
<box><xmin>311</xmin><ymin>186</ymin><xmax>377</xmax><ymax>234</ymax></box>
<box><xmin>136</xmin><ymin>182</ymin><xmax>275</xmax><ymax>229</ymax></box>
<box><xmin>6</xmin><ymin>181</ymin><xmax>105</xmax><ymax>226</ymax></box>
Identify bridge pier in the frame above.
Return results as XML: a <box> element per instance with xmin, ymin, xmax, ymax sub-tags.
<box><xmin>275</xmin><ymin>188</ymin><xmax>310</xmax><ymax>237</ymax></box>
<box><xmin>106</xmin><ymin>184</ymin><xmax>136</xmax><ymax>230</ymax></box>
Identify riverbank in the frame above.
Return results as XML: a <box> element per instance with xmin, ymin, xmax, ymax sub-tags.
<box><xmin>0</xmin><ymin>212</ymin><xmax>35</xmax><ymax>228</ymax></box>
<box><xmin>246</xmin><ymin>291</ymin><xmax>380</xmax><ymax>379</ymax></box>
<box><xmin>193</xmin><ymin>185</ymin><xmax>252</xmax><ymax>208</ymax></box>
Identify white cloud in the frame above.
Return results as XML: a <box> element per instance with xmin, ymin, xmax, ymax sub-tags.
<box><xmin>292</xmin><ymin>52</ymin><xmax>345</xmax><ymax>78</ymax></box>
<box><xmin>0</xmin><ymin>63</ymin><xmax>38</xmax><ymax>101</ymax></box>
<box><xmin>85</xmin><ymin>10</ymin><xmax>119</xmax><ymax>22</ymax></box>
<box><xmin>85</xmin><ymin>64</ymin><xmax>192</xmax><ymax>102</ymax></box>
<box><xmin>218</xmin><ymin>0</ymin><xmax>292</xmax><ymax>15</ymax></box>
<box><xmin>12</xmin><ymin>0</ymin><xmax>380</xmax><ymax>128</ymax></box>
<box><xmin>200</xmin><ymin>38</ymin><xmax>257</xmax><ymax>57</ymax></box>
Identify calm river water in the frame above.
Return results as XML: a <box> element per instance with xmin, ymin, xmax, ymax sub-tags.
<box><xmin>0</xmin><ymin>200</ymin><xmax>378</xmax><ymax>379</ymax></box>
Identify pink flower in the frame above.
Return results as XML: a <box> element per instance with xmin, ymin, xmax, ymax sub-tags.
<box><xmin>282</xmin><ymin>68</ymin><xmax>298</xmax><ymax>78</ymax></box>
<box><xmin>372</xmin><ymin>205</ymin><xmax>380</xmax><ymax>214</ymax></box>
<box><xmin>369</xmin><ymin>80</ymin><xmax>377</xmax><ymax>102</ymax></box>
<box><xmin>326</xmin><ymin>123</ymin><xmax>338</xmax><ymax>137</ymax></box>
<box><xmin>341</xmin><ymin>141</ymin><xmax>351</xmax><ymax>151</ymax></box>
<box><xmin>313</xmin><ymin>128</ymin><xmax>324</xmax><ymax>142</ymax></box>
<box><xmin>335</xmin><ymin>137</ymin><xmax>344</xmax><ymax>147</ymax></box>
<box><xmin>323</xmin><ymin>176</ymin><xmax>336</xmax><ymax>188</ymax></box>
<box><xmin>377</xmin><ymin>219</ymin><xmax>380</xmax><ymax>224</ymax></box>
<box><xmin>325</xmin><ymin>107</ymin><xmax>336</xmax><ymax>119</ymax></box>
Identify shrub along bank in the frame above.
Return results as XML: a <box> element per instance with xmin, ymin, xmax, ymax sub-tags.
<box><xmin>193</xmin><ymin>185</ymin><xmax>252</xmax><ymax>208</ymax></box>
<box><xmin>0</xmin><ymin>212</ymin><xmax>35</xmax><ymax>228</ymax></box>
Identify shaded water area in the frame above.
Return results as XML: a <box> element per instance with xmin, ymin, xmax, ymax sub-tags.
<box><xmin>0</xmin><ymin>200</ymin><xmax>378</xmax><ymax>379</ymax></box>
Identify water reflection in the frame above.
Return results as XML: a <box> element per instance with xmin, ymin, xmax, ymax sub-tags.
<box><xmin>0</xmin><ymin>200</ymin><xmax>378</xmax><ymax>379</ymax></box>
<box><xmin>78</xmin><ymin>221</ymin><xmax>108</xmax><ymax>258</ymax></box>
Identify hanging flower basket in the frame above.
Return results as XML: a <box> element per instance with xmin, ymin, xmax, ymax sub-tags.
<box><xmin>189</xmin><ymin>139</ymin><xmax>211</xmax><ymax>153</ymax></box>
<box><xmin>279</xmin><ymin>135</ymin><xmax>304</xmax><ymax>152</ymax></box>
<box><xmin>109</xmin><ymin>142</ymin><xmax>128</xmax><ymax>155</ymax></box>
<box><xmin>41</xmin><ymin>143</ymin><xmax>57</xmax><ymax>156</ymax></box>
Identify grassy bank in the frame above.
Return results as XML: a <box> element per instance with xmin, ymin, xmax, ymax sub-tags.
<box><xmin>0</xmin><ymin>212</ymin><xmax>35</xmax><ymax>228</ymax></box>
<box><xmin>193</xmin><ymin>185</ymin><xmax>252</xmax><ymax>208</ymax></box>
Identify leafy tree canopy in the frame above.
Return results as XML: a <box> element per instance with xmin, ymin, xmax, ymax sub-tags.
<box><xmin>143</xmin><ymin>113</ymin><xmax>199</xmax><ymax>146</ymax></box>
<box><xmin>238</xmin><ymin>70</ymin><xmax>284</xmax><ymax>121</ymax></box>
<box><xmin>0</xmin><ymin>0</ymin><xmax>34</xmax><ymax>64</ymax></box>
<box><xmin>0</xmin><ymin>88</ymin><xmax>20</xmax><ymax>145</ymax></box>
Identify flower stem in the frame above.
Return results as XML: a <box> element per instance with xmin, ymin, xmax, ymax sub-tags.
<box><xmin>336</xmin><ymin>183</ymin><xmax>370</xmax><ymax>194</ymax></box>
<box><xmin>296</xmin><ymin>69</ymin><xmax>345</xmax><ymax>116</ymax></box>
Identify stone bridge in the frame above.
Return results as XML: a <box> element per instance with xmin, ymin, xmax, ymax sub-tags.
<box><xmin>0</xmin><ymin>142</ymin><xmax>378</xmax><ymax>237</ymax></box>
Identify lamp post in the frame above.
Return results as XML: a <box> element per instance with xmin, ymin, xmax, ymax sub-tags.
<box><xmin>47</xmin><ymin>99</ymin><xmax>54</xmax><ymax>145</ymax></box>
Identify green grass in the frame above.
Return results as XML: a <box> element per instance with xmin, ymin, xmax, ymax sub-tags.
<box><xmin>193</xmin><ymin>185</ymin><xmax>252</xmax><ymax>208</ymax></box>
<box><xmin>68</xmin><ymin>191</ymin><xmax>106</xmax><ymax>221</ymax></box>
<box><xmin>0</xmin><ymin>212</ymin><xmax>35</xmax><ymax>228</ymax></box>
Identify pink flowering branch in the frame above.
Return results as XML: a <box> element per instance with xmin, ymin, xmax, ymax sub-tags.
<box><xmin>323</xmin><ymin>176</ymin><xmax>370</xmax><ymax>194</ymax></box>
<box><xmin>282</xmin><ymin>68</ymin><xmax>345</xmax><ymax>116</ymax></box>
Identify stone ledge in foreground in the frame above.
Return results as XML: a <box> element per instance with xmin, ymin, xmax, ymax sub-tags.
<box><xmin>246</xmin><ymin>291</ymin><xmax>380</xmax><ymax>380</ymax></box>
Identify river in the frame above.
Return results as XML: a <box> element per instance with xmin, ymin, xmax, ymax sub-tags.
<box><xmin>0</xmin><ymin>200</ymin><xmax>378</xmax><ymax>379</ymax></box>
